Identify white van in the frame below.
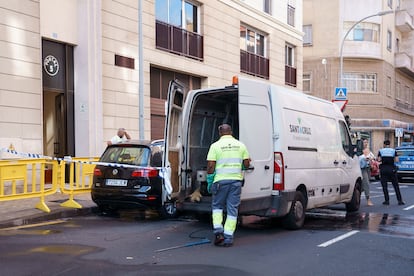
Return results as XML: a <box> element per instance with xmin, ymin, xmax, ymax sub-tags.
<box><xmin>163</xmin><ymin>76</ymin><xmax>362</xmax><ymax>229</ymax></box>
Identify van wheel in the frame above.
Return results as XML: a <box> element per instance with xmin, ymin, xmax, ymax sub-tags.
<box><xmin>282</xmin><ymin>191</ymin><xmax>306</xmax><ymax>230</ymax></box>
<box><xmin>159</xmin><ymin>199</ymin><xmax>178</xmax><ymax>219</ymax></box>
<box><xmin>345</xmin><ymin>185</ymin><xmax>361</xmax><ymax>212</ymax></box>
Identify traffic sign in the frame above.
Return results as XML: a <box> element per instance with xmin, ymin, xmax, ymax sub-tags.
<box><xmin>395</xmin><ymin>128</ymin><xmax>404</xmax><ymax>137</ymax></box>
<box><xmin>332</xmin><ymin>100</ymin><xmax>348</xmax><ymax>112</ymax></box>
<box><xmin>335</xmin><ymin>87</ymin><xmax>347</xmax><ymax>100</ymax></box>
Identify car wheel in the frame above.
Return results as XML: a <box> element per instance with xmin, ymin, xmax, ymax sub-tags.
<box><xmin>159</xmin><ymin>199</ymin><xmax>178</xmax><ymax>219</ymax></box>
<box><xmin>346</xmin><ymin>183</ymin><xmax>361</xmax><ymax>212</ymax></box>
<box><xmin>282</xmin><ymin>191</ymin><xmax>306</xmax><ymax>230</ymax></box>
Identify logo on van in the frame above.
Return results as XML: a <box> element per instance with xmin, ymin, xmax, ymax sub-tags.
<box><xmin>289</xmin><ymin>118</ymin><xmax>311</xmax><ymax>135</ymax></box>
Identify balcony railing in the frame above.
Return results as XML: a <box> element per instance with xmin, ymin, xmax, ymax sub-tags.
<box><xmin>240</xmin><ymin>50</ymin><xmax>269</xmax><ymax>79</ymax></box>
<box><xmin>285</xmin><ymin>65</ymin><xmax>297</xmax><ymax>87</ymax></box>
<box><xmin>156</xmin><ymin>20</ymin><xmax>203</xmax><ymax>61</ymax></box>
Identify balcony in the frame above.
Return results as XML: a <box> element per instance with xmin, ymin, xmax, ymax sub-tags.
<box><xmin>156</xmin><ymin>20</ymin><xmax>203</xmax><ymax>61</ymax></box>
<box><xmin>396</xmin><ymin>10</ymin><xmax>414</xmax><ymax>33</ymax></box>
<box><xmin>240</xmin><ymin>50</ymin><xmax>269</xmax><ymax>79</ymax></box>
<box><xmin>285</xmin><ymin>65</ymin><xmax>297</xmax><ymax>87</ymax></box>
<box><xmin>395</xmin><ymin>52</ymin><xmax>414</xmax><ymax>77</ymax></box>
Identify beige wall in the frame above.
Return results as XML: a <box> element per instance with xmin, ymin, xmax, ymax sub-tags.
<box><xmin>40</xmin><ymin>0</ymin><xmax>78</xmax><ymax>44</ymax></box>
<box><xmin>0</xmin><ymin>0</ymin><xmax>42</xmax><ymax>157</ymax></box>
<box><xmin>0</xmin><ymin>0</ymin><xmax>304</xmax><ymax>157</ymax></box>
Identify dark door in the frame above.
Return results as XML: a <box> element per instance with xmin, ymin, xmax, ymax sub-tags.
<box><xmin>42</xmin><ymin>39</ymin><xmax>74</xmax><ymax>158</ymax></box>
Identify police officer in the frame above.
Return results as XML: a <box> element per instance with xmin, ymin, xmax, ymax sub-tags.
<box><xmin>206</xmin><ymin>124</ymin><xmax>250</xmax><ymax>247</ymax></box>
<box><xmin>378</xmin><ymin>140</ymin><xmax>405</xmax><ymax>205</ymax></box>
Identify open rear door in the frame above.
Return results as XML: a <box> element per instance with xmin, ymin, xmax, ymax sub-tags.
<box><xmin>163</xmin><ymin>80</ymin><xmax>185</xmax><ymax>197</ymax></box>
<box><xmin>238</xmin><ymin>77</ymin><xmax>273</xmax><ymax>200</ymax></box>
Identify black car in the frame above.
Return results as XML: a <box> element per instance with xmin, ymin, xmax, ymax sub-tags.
<box><xmin>91</xmin><ymin>139</ymin><xmax>177</xmax><ymax>218</ymax></box>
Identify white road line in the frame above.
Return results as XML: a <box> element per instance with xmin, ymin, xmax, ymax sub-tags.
<box><xmin>317</xmin><ymin>230</ymin><xmax>359</xmax><ymax>248</ymax></box>
<box><xmin>403</xmin><ymin>205</ymin><xmax>414</xmax><ymax>211</ymax></box>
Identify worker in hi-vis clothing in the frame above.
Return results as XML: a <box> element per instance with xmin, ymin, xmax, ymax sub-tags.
<box><xmin>207</xmin><ymin>124</ymin><xmax>250</xmax><ymax>247</ymax></box>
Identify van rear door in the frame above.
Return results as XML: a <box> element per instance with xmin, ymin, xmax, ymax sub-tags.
<box><xmin>164</xmin><ymin>80</ymin><xmax>185</xmax><ymax>197</ymax></box>
<box><xmin>238</xmin><ymin>77</ymin><xmax>273</xmax><ymax>200</ymax></box>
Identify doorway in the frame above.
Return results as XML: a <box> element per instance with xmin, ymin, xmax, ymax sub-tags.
<box><xmin>42</xmin><ymin>39</ymin><xmax>75</xmax><ymax>158</ymax></box>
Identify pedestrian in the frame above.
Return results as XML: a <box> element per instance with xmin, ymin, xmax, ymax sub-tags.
<box><xmin>377</xmin><ymin>140</ymin><xmax>405</xmax><ymax>205</ymax></box>
<box><xmin>362</xmin><ymin>139</ymin><xmax>375</xmax><ymax>160</ymax></box>
<box><xmin>206</xmin><ymin>124</ymin><xmax>250</xmax><ymax>247</ymax></box>
<box><xmin>107</xmin><ymin>128</ymin><xmax>131</xmax><ymax>145</ymax></box>
<box><xmin>359</xmin><ymin>148</ymin><xmax>374</xmax><ymax>206</ymax></box>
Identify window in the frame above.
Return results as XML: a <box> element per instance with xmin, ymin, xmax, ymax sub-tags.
<box><xmin>285</xmin><ymin>44</ymin><xmax>295</xmax><ymax>67</ymax></box>
<box><xmin>396</xmin><ymin>38</ymin><xmax>400</xmax><ymax>52</ymax></box>
<box><xmin>156</xmin><ymin>0</ymin><xmax>198</xmax><ymax>32</ymax></box>
<box><xmin>411</xmin><ymin>88</ymin><xmax>414</xmax><ymax>108</ymax></box>
<box><xmin>343</xmin><ymin>73</ymin><xmax>377</xmax><ymax>92</ymax></box>
<box><xmin>344</xmin><ymin>22</ymin><xmax>379</xmax><ymax>42</ymax></box>
<box><xmin>155</xmin><ymin>0</ymin><xmax>203</xmax><ymax>60</ymax></box>
<box><xmin>264</xmin><ymin>0</ymin><xmax>271</xmax><ymax>14</ymax></box>
<box><xmin>388</xmin><ymin>0</ymin><xmax>393</xmax><ymax>9</ymax></box>
<box><xmin>240</xmin><ymin>25</ymin><xmax>266</xmax><ymax>57</ymax></box>
<box><xmin>386</xmin><ymin>76</ymin><xmax>392</xmax><ymax>97</ymax></box>
<box><xmin>405</xmin><ymin>86</ymin><xmax>410</xmax><ymax>103</ymax></box>
<box><xmin>387</xmin><ymin>30</ymin><xmax>392</xmax><ymax>51</ymax></box>
<box><xmin>240</xmin><ymin>25</ymin><xmax>269</xmax><ymax>79</ymax></box>
<box><xmin>396</xmin><ymin>81</ymin><xmax>401</xmax><ymax>100</ymax></box>
<box><xmin>287</xmin><ymin>5</ymin><xmax>295</xmax><ymax>26</ymax></box>
<box><xmin>339</xmin><ymin>121</ymin><xmax>353</xmax><ymax>157</ymax></box>
<box><xmin>303</xmin><ymin>73</ymin><xmax>311</xmax><ymax>93</ymax></box>
<box><xmin>285</xmin><ymin>44</ymin><xmax>296</xmax><ymax>86</ymax></box>
<box><xmin>303</xmin><ymin>25</ymin><xmax>313</xmax><ymax>46</ymax></box>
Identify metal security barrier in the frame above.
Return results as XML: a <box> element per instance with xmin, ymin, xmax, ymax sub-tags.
<box><xmin>59</xmin><ymin>157</ymin><xmax>99</xmax><ymax>209</ymax></box>
<box><xmin>0</xmin><ymin>158</ymin><xmax>59</xmax><ymax>212</ymax></box>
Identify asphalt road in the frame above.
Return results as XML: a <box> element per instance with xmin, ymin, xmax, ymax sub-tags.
<box><xmin>1</xmin><ymin>181</ymin><xmax>413</xmax><ymax>276</ymax></box>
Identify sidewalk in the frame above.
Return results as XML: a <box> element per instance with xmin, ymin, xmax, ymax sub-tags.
<box><xmin>0</xmin><ymin>192</ymin><xmax>97</xmax><ymax>229</ymax></box>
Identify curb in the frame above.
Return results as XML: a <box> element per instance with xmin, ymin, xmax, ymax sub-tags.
<box><xmin>0</xmin><ymin>206</ymin><xmax>98</xmax><ymax>229</ymax></box>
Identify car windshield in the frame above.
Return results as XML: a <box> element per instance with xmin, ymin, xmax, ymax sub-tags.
<box><xmin>397</xmin><ymin>150</ymin><xmax>414</xmax><ymax>157</ymax></box>
<box><xmin>100</xmin><ymin>146</ymin><xmax>151</xmax><ymax>166</ymax></box>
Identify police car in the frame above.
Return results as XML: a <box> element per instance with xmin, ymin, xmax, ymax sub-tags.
<box><xmin>395</xmin><ymin>143</ymin><xmax>414</xmax><ymax>182</ymax></box>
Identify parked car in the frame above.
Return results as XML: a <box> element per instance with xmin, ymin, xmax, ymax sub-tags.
<box><xmin>395</xmin><ymin>144</ymin><xmax>414</xmax><ymax>182</ymax></box>
<box><xmin>91</xmin><ymin>139</ymin><xmax>177</xmax><ymax>218</ymax></box>
<box><xmin>369</xmin><ymin>159</ymin><xmax>380</xmax><ymax>181</ymax></box>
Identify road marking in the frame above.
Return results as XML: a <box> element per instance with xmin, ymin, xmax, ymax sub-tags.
<box><xmin>403</xmin><ymin>205</ymin><xmax>414</xmax><ymax>211</ymax></box>
<box><xmin>0</xmin><ymin>219</ymin><xmax>67</xmax><ymax>231</ymax></box>
<box><xmin>317</xmin><ymin>230</ymin><xmax>359</xmax><ymax>248</ymax></box>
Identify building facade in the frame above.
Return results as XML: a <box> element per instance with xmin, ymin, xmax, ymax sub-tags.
<box><xmin>303</xmin><ymin>0</ymin><xmax>414</xmax><ymax>153</ymax></box>
<box><xmin>0</xmin><ymin>0</ymin><xmax>303</xmax><ymax>158</ymax></box>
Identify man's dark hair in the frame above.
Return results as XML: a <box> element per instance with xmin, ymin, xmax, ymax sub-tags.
<box><xmin>384</xmin><ymin>140</ymin><xmax>391</xmax><ymax>146</ymax></box>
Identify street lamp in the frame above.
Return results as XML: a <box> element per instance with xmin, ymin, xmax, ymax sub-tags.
<box><xmin>339</xmin><ymin>10</ymin><xmax>394</xmax><ymax>87</ymax></box>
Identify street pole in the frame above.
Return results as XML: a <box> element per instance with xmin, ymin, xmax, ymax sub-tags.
<box><xmin>339</xmin><ymin>10</ymin><xmax>394</xmax><ymax>87</ymax></box>
<box><xmin>138</xmin><ymin>0</ymin><xmax>144</xmax><ymax>139</ymax></box>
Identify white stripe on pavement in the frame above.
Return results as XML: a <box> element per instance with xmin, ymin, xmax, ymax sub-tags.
<box><xmin>317</xmin><ymin>230</ymin><xmax>359</xmax><ymax>248</ymax></box>
<box><xmin>403</xmin><ymin>204</ymin><xmax>414</xmax><ymax>211</ymax></box>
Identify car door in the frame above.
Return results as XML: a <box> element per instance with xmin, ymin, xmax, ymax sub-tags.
<box><xmin>163</xmin><ymin>80</ymin><xmax>185</xmax><ymax>197</ymax></box>
<box><xmin>238</xmin><ymin>77</ymin><xmax>273</xmax><ymax>200</ymax></box>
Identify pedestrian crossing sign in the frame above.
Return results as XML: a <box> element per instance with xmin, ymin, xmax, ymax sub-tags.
<box><xmin>334</xmin><ymin>87</ymin><xmax>347</xmax><ymax>100</ymax></box>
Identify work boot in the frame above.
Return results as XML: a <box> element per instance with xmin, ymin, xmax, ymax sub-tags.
<box><xmin>214</xmin><ymin>233</ymin><xmax>224</xmax><ymax>246</ymax></box>
<box><xmin>367</xmin><ymin>199</ymin><xmax>374</xmax><ymax>206</ymax></box>
<box><xmin>398</xmin><ymin>201</ymin><xmax>405</xmax><ymax>205</ymax></box>
<box><xmin>382</xmin><ymin>201</ymin><xmax>389</xmax><ymax>205</ymax></box>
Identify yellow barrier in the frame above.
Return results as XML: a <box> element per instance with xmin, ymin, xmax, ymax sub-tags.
<box><xmin>59</xmin><ymin>157</ymin><xmax>99</xmax><ymax>209</ymax></box>
<box><xmin>0</xmin><ymin>159</ymin><xmax>59</xmax><ymax>213</ymax></box>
